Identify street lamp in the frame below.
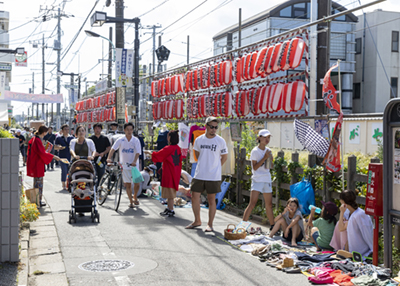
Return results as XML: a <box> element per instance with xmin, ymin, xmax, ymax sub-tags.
<box><xmin>84</xmin><ymin>30</ymin><xmax>115</xmax><ymax>62</ymax></box>
<box><xmin>0</xmin><ymin>47</ymin><xmax>25</xmax><ymax>55</ymax></box>
<box><xmin>90</xmin><ymin>10</ymin><xmax>140</xmax><ymax>129</ymax></box>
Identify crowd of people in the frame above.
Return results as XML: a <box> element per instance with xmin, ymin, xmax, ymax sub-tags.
<box><xmin>17</xmin><ymin>116</ymin><xmax>373</xmax><ymax>258</ymax></box>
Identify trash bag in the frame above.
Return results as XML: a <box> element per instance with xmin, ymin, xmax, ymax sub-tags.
<box><xmin>290</xmin><ymin>177</ymin><xmax>315</xmax><ymax>215</ymax></box>
<box><xmin>131</xmin><ymin>166</ymin><xmax>144</xmax><ymax>183</ymax></box>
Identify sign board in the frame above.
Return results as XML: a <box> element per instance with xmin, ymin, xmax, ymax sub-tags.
<box><xmin>383</xmin><ymin>99</ymin><xmax>400</xmax><ymax>268</ymax></box>
<box><xmin>95</xmin><ymin>79</ymin><xmax>108</xmax><ymax>94</ymax></box>
<box><xmin>15</xmin><ymin>51</ymin><xmax>28</xmax><ymax>67</ymax></box>
<box><xmin>64</xmin><ymin>84</ymin><xmax>78</xmax><ymax>89</ymax></box>
<box><xmin>68</xmin><ymin>89</ymin><xmax>78</xmax><ymax>106</ymax></box>
<box><xmin>230</xmin><ymin>122</ymin><xmax>242</xmax><ymax>142</ymax></box>
<box><xmin>0</xmin><ymin>63</ymin><xmax>11</xmax><ymax>71</ymax></box>
<box><xmin>365</xmin><ymin>163</ymin><xmax>383</xmax><ymax>216</ymax></box>
<box><xmin>0</xmin><ymin>72</ymin><xmax>5</xmax><ymax>100</ymax></box>
<box><xmin>2</xmin><ymin>90</ymin><xmax>63</xmax><ymax>103</ymax></box>
<box><xmin>115</xmin><ymin>48</ymin><xmax>133</xmax><ymax>88</ymax></box>
<box><xmin>116</xmin><ymin>87</ymin><xmax>126</xmax><ymax>126</ymax></box>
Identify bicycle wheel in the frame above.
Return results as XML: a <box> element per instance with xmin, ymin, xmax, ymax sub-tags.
<box><xmin>114</xmin><ymin>174</ymin><xmax>123</xmax><ymax>212</ymax></box>
<box><xmin>97</xmin><ymin>172</ymin><xmax>111</xmax><ymax>205</ymax></box>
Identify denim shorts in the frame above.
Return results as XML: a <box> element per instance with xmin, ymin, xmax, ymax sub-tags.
<box><xmin>312</xmin><ymin>231</ymin><xmax>321</xmax><ymax>248</ymax></box>
<box><xmin>251</xmin><ymin>181</ymin><xmax>272</xmax><ymax>193</ymax></box>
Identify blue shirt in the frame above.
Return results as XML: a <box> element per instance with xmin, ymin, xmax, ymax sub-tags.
<box><xmin>55</xmin><ymin>135</ymin><xmax>74</xmax><ymax>160</ymax></box>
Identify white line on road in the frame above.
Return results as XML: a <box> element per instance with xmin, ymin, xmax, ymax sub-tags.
<box><xmin>87</xmin><ymin>226</ymin><xmax>132</xmax><ymax>285</ymax></box>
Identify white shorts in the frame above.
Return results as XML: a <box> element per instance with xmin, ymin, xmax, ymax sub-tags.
<box><xmin>122</xmin><ymin>166</ymin><xmax>133</xmax><ymax>184</ymax></box>
<box><xmin>251</xmin><ymin>181</ymin><xmax>272</xmax><ymax>194</ymax></box>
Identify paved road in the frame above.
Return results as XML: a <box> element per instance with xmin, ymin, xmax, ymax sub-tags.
<box><xmin>23</xmin><ymin>163</ymin><xmax>312</xmax><ymax>286</ymax></box>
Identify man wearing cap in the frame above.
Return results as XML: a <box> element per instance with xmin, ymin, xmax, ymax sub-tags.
<box><xmin>90</xmin><ymin>123</ymin><xmax>111</xmax><ymax>188</ymax></box>
<box><xmin>185</xmin><ymin>117</ymin><xmax>228</xmax><ymax>232</ymax></box>
<box><xmin>308</xmin><ymin>201</ymin><xmax>338</xmax><ymax>251</ymax></box>
<box><xmin>14</xmin><ymin>129</ymin><xmax>26</xmax><ymax>166</ymax></box>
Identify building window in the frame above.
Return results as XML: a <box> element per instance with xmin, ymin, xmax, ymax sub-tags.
<box><xmin>280</xmin><ymin>6</ymin><xmax>292</xmax><ymax>17</ymax></box>
<box><xmin>392</xmin><ymin>31</ymin><xmax>399</xmax><ymax>52</ymax></box>
<box><xmin>293</xmin><ymin>3</ymin><xmax>308</xmax><ymax>19</ymax></box>
<box><xmin>391</xmin><ymin>77</ymin><xmax>398</xmax><ymax>98</ymax></box>
<box><xmin>332</xmin><ymin>9</ymin><xmax>346</xmax><ymax>21</ymax></box>
<box><xmin>353</xmin><ymin>83</ymin><xmax>361</xmax><ymax>99</ymax></box>
<box><xmin>330</xmin><ymin>33</ymin><xmax>346</xmax><ymax>60</ymax></box>
<box><xmin>355</xmin><ymin>38</ymin><xmax>362</xmax><ymax>54</ymax></box>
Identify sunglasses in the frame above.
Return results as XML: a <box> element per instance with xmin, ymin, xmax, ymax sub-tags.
<box><xmin>207</xmin><ymin>125</ymin><xmax>218</xmax><ymax>130</ymax></box>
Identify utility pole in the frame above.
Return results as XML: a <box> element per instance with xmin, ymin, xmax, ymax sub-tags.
<box><xmin>238</xmin><ymin>8</ymin><xmax>242</xmax><ymax>48</ymax></box>
<box><xmin>115</xmin><ymin>0</ymin><xmax>125</xmax><ymax>130</ymax></box>
<box><xmin>32</xmin><ymin>72</ymin><xmax>35</xmax><ymax>120</ymax></box>
<box><xmin>143</xmin><ymin>24</ymin><xmax>162</xmax><ymax>75</ymax></box>
<box><xmin>187</xmin><ymin>35</ymin><xmax>189</xmax><ymax>65</ymax></box>
<box><xmin>157</xmin><ymin>35</ymin><xmax>162</xmax><ymax>72</ymax></box>
<box><xmin>133</xmin><ymin>18</ymin><xmax>140</xmax><ymax>129</ymax></box>
<box><xmin>70</xmin><ymin>74</ymin><xmax>74</xmax><ymax>129</ymax></box>
<box><xmin>316</xmin><ymin>0</ymin><xmax>331</xmax><ymax>115</ymax></box>
<box><xmin>57</xmin><ymin>8</ymin><xmax>62</xmax><ymax>128</ymax></box>
<box><xmin>42</xmin><ymin>33</ymin><xmax>45</xmax><ymax>120</ymax></box>
<box><xmin>108</xmin><ymin>27</ymin><xmax>112</xmax><ymax>88</ymax></box>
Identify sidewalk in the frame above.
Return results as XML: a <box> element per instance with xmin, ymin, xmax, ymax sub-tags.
<box><xmin>19</xmin><ymin>179</ymin><xmax>68</xmax><ymax>286</ymax></box>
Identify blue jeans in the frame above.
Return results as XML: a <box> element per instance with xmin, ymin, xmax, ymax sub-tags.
<box><xmin>94</xmin><ymin>163</ymin><xmax>105</xmax><ymax>188</ymax></box>
<box><xmin>60</xmin><ymin>161</ymin><xmax>69</xmax><ymax>182</ymax></box>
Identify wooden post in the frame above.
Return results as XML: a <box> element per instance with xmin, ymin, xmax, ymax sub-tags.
<box><xmin>370</xmin><ymin>157</ymin><xmax>380</xmax><ymax>163</ymax></box>
<box><xmin>291</xmin><ymin>152</ymin><xmax>299</xmax><ymax>185</ymax></box>
<box><xmin>275</xmin><ymin>150</ymin><xmax>285</xmax><ymax>211</ymax></box>
<box><xmin>347</xmin><ymin>155</ymin><xmax>357</xmax><ymax>192</ymax></box>
<box><xmin>308</xmin><ymin>154</ymin><xmax>317</xmax><ymax>190</ymax></box>
<box><xmin>236</xmin><ymin>147</ymin><xmax>246</xmax><ymax>205</ymax></box>
<box><xmin>235</xmin><ymin>144</ymin><xmax>240</xmax><ymax>205</ymax></box>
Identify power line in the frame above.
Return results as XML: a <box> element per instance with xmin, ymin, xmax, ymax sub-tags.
<box><xmin>140</xmin><ymin>0</ymin><xmax>209</xmax><ymax>45</ymax></box>
<box><xmin>59</xmin><ymin>0</ymin><xmax>99</xmax><ymax>62</ymax></box>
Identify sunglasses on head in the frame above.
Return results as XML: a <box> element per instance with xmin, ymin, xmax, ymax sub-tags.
<box><xmin>207</xmin><ymin>124</ymin><xmax>218</xmax><ymax>129</ymax></box>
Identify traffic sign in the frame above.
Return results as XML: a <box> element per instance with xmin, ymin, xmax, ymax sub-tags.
<box><xmin>64</xmin><ymin>84</ymin><xmax>78</xmax><ymax>89</ymax></box>
<box><xmin>0</xmin><ymin>64</ymin><xmax>11</xmax><ymax>71</ymax></box>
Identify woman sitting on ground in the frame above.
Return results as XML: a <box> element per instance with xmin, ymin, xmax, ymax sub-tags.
<box><xmin>338</xmin><ymin>190</ymin><xmax>373</xmax><ymax>258</ymax></box>
<box><xmin>307</xmin><ymin>201</ymin><xmax>338</xmax><ymax>251</ymax></box>
<box><xmin>138</xmin><ymin>164</ymin><xmax>157</xmax><ymax>197</ymax></box>
<box><xmin>269</xmin><ymin>197</ymin><xmax>305</xmax><ymax>246</ymax></box>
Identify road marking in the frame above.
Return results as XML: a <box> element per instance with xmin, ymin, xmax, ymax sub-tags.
<box><xmin>87</xmin><ymin>226</ymin><xmax>132</xmax><ymax>285</ymax></box>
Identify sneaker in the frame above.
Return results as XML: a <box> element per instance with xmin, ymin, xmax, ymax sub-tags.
<box><xmin>168</xmin><ymin>210</ymin><xmax>175</xmax><ymax>217</ymax></box>
<box><xmin>160</xmin><ymin>208</ymin><xmax>170</xmax><ymax>216</ymax></box>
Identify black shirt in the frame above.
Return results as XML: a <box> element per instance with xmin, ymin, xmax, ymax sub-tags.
<box><xmin>44</xmin><ymin>132</ymin><xmax>56</xmax><ymax>144</ymax></box>
<box><xmin>89</xmin><ymin>134</ymin><xmax>111</xmax><ymax>163</ymax></box>
<box><xmin>15</xmin><ymin>134</ymin><xmax>25</xmax><ymax>149</ymax></box>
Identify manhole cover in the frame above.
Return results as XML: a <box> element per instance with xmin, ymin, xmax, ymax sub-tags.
<box><xmin>78</xmin><ymin>259</ymin><xmax>135</xmax><ymax>272</ymax></box>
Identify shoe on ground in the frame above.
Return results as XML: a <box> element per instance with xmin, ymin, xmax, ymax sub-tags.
<box><xmin>160</xmin><ymin>208</ymin><xmax>170</xmax><ymax>216</ymax></box>
<box><xmin>40</xmin><ymin>201</ymin><xmax>46</xmax><ymax>207</ymax></box>
<box><xmin>78</xmin><ymin>213</ymin><xmax>85</xmax><ymax>217</ymax></box>
<box><xmin>168</xmin><ymin>210</ymin><xmax>175</xmax><ymax>217</ymax></box>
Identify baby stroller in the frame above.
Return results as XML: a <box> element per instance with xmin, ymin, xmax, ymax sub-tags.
<box><xmin>68</xmin><ymin>158</ymin><xmax>100</xmax><ymax>223</ymax></box>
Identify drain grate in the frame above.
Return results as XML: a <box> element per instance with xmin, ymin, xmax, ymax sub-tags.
<box><xmin>78</xmin><ymin>259</ymin><xmax>135</xmax><ymax>272</ymax></box>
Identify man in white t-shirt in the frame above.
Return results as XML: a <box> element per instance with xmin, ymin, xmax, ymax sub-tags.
<box><xmin>185</xmin><ymin>117</ymin><xmax>228</xmax><ymax>232</ymax></box>
<box><xmin>107</xmin><ymin>122</ymin><xmax>142</xmax><ymax>209</ymax></box>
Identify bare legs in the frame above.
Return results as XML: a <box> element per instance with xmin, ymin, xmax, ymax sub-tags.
<box><xmin>125</xmin><ymin>183</ymin><xmax>134</xmax><ymax>205</ymax></box>
<box><xmin>132</xmin><ymin>183</ymin><xmax>140</xmax><ymax>203</ymax></box>
<box><xmin>243</xmin><ymin>191</ymin><xmax>275</xmax><ymax>227</ymax></box>
<box><xmin>207</xmin><ymin>193</ymin><xmax>216</xmax><ymax>229</ymax></box>
<box><xmin>189</xmin><ymin>192</ymin><xmax>202</xmax><ymax>227</ymax></box>
<box><xmin>243</xmin><ymin>191</ymin><xmax>261</xmax><ymax>221</ymax></box>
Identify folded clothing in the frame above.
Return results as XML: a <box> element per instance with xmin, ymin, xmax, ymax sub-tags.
<box><xmin>294</xmin><ymin>252</ymin><xmax>336</xmax><ymax>262</ymax></box>
<box><xmin>330</xmin><ymin>270</ymin><xmax>353</xmax><ymax>286</ymax></box>
<box><xmin>351</xmin><ymin>275</ymin><xmax>391</xmax><ymax>286</ymax></box>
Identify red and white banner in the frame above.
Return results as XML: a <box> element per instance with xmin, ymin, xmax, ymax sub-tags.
<box><xmin>323</xmin><ymin>112</ymin><xmax>343</xmax><ymax>172</ymax></box>
<box><xmin>15</xmin><ymin>51</ymin><xmax>28</xmax><ymax>67</ymax></box>
<box><xmin>322</xmin><ymin>63</ymin><xmax>341</xmax><ymax>113</ymax></box>
<box><xmin>3</xmin><ymin>90</ymin><xmax>63</xmax><ymax>103</ymax></box>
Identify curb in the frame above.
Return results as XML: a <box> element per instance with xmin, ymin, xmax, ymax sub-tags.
<box><xmin>18</xmin><ymin>225</ymin><xmax>30</xmax><ymax>286</ymax></box>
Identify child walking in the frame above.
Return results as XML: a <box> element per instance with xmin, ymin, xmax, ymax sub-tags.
<box><xmin>242</xmin><ymin>129</ymin><xmax>275</xmax><ymax>231</ymax></box>
<box><xmin>307</xmin><ymin>201</ymin><xmax>338</xmax><ymax>251</ymax></box>
<box><xmin>269</xmin><ymin>197</ymin><xmax>305</xmax><ymax>246</ymax></box>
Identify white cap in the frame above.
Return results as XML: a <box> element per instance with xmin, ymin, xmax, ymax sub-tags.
<box><xmin>258</xmin><ymin>129</ymin><xmax>271</xmax><ymax>137</ymax></box>
<box><xmin>16</xmin><ymin>129</ymin><xmax>21</xmax><ymax>133</ymax></box>
<box><xmin>148</xmin><ymin>164</ymin><xmax>157</xmax><ymax>171</ymax></box>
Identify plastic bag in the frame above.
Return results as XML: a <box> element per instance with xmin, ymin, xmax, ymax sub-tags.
<box><xmin>131</xmin><ymin>166</ymin><xmax>144</xmax><ymax>183</ymax></box>
<box><xmin>289</xmin><ymin>177</ymin><xmax>315</xmax><ymax>215</ymax></box>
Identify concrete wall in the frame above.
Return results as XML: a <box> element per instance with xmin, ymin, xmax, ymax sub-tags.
<box><xmin>0</xmin><ymin>138</ymin><xmax>20</xmax><ymax>262</ymax></box>
<box><xmin>268</xmin><ymin>118</ymin><xmax>382</xmax><ymax>155</ymax></box>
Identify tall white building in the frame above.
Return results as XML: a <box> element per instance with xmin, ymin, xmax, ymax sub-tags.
<box><xmin>0</xmin><ymin>10</ymin><xmax>13</xmax><ymax>125</ymax></box>
<box><xmin>353</xmin><ymin>9</ymin><xmax>400</xmax><ymax>113</ymax></box>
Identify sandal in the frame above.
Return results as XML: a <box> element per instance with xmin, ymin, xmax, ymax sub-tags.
<box><xmin>133</xmin><ymin>200</ymin><xmax>140</xmax><ymax>205</ymax></box>
<box><xmin>129</xmin><ymin>203</ymin><xmax>135</xmax><ymax>208</ymax></box>
<box><xmin>255</xmin><ymin>227</ymin><xmax>262</xmax><ymax>235</ymax></box>
<box><xmin>248</xmin><ymin>227</ymin><xmax>256</xmax><ymax>235</ymax></box>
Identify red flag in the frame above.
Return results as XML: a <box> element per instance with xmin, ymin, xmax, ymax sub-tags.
<box><xmin>323</xmin><ymin>112</ymin><xmax>343</xmax><ymax>172</ymax></box>
<box><xmin>322</xmin><ymin>63</ymin><xmax>341</xmax><ymax>113</ymax></box>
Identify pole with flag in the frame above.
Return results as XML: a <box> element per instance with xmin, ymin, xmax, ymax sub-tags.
<box><xmin>337</xmin><ymin>60</ymin><xmax>344</xmax><ymax>191</ymax></box>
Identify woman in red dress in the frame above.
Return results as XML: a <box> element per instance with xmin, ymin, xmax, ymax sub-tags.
<box><xmin>27</xmin><ymin>126</ymin><xmax>60</xmax><ymax>207</ymax></box>
<box><xmin>146</xmin><ymin>130</ymin><xmax>182</xmax><ymax>217</ymax></box>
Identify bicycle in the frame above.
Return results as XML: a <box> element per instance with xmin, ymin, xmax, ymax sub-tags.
<box><xmin>96</xmin><ymin>162</ymin><xmax>126</xmax><ymax>212</ymax></box>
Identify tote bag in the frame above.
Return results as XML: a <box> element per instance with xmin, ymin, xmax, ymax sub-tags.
<box><xmin>131</xmin><ymin>167</ymin><xmax>144</xmax><ymax>184</ymax></box>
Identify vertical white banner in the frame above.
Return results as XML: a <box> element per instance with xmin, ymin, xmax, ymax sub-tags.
<box><xmin>0</xmin><ymin>72</ymin><xmax>5</xmax><ymax>100</ymax></box>
<box><xmin>115</xmin><ymin>48</ymin><xmax>133</xmax><ymax>88</ymax></box>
